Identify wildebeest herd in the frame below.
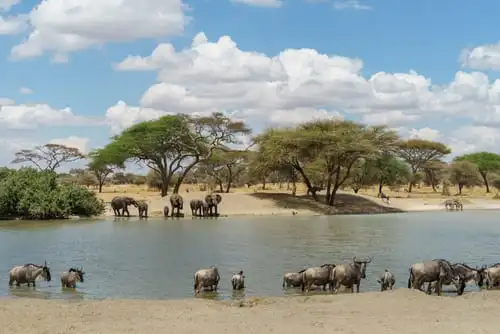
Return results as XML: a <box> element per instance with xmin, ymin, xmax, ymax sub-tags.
<box><xmin>6</xmin><ymin>258</ymin><xmax>500</xmax><ymax>297</ymax></box>
<box><xmin>110</xmin><ymin>193</ymin><xmax>223</xmax><ymax>218</ymax></box>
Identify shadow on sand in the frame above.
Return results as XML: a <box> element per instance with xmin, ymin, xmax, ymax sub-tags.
<box><xmin>248</xmin><ymin>192</ymin><xmax>404</xmax><ymax>215</ymax></box>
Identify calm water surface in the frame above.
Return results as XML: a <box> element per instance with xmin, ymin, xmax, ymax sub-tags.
<box><xmin>0</xmin><ymin>211</ymin><xmax>499</xmax><ymax>301</ymax></box>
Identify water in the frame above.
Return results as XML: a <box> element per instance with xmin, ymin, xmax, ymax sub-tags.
<box><xmin>0</xmin><ymin>211</ymin><xmax>499</xmax><ymax>301</ymax></box>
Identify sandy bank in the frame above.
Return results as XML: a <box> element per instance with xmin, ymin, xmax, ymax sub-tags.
<box><xmin>2</xmin><ymin>289</ymin><xmax>499</xmax><ymax>333</ymax></box>
<box><xmin>99</xmin><ymin>190</ymin><xmax>500</xmax><ymax>218</ymax></box>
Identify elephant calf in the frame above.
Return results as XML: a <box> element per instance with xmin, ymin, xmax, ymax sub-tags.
<box><xmin>137</xmin><ymin>200</ymin><xmax>148</xmax><ymax>218</ymax></box>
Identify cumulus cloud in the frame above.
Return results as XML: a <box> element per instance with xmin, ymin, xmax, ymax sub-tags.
<box><xmin>18</xmin><ymin>87</ymin><xmax>32</xmax><ymax>94</ymax></box>
<box><xmin>333</xmin><ymin>0</ymin><xmax>371</xmax><ymax>11</ymax></box>
<box><xmin>0</xmin><ymin>14</ymin><xmax>27</xmax><ymax>35</ymax></box>
<box><xmin>461</xmin><ymin>44</ymin><xmax>500</xmax><ymax>70</ymax></box>
<box><xmin>50</xmin><ymin>136</ymin><xmax>89</xmax><ymax>153</ymax></box>
<box><xmin>10</xmin><ymin>0</ymin><xmax>190</xmax><ymax>61</ymax></box>
<box><xmin>0</xmin><ymin>103</ymin><xmax>104</xmax><ymax>129</ymax></box>
<box><xmin>231</xmin><ymin>0</ymin><xmax>283</xmax><ymax>7</ymax></box>
<box><xmin>106</xmin><ymin>32</ymin><xmax>500</xmax><ymax>157</ymax></box>
<box><xmin>0</xmin><ymin>0</ymin><xmax>21</xmax><ymax>11</ymax></box>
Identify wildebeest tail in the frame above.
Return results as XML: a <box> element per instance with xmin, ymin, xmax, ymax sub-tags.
<box><xmin>193</xmin><ymin>274</ymin><xmax>198</xmax><ymax>292</ymax></box>
<box><xmin>407</xmin><ymin>267</ymin><xmax>413</xmax><ymax>289</ymax></box>
<box><xmin>282</xmin><ymin>276</ymin><xmax>286</xmax><ymax>289</ymax></box>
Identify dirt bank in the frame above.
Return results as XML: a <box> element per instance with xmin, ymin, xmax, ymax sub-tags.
<box><xmin>1</xmin><ymin>289</ymin><xmax>499</xmax><ymax>333</ymax></box>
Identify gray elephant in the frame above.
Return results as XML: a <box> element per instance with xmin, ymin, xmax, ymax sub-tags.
<box><xmin>190</xmin><ymin>199</ymin><xmax>204</xmax><ymax>217</ymax></box>
<box><xmin>170</xmin><ymin>194</ymin><xmax>184</xmax><ymax>217</ymax></box>
<box><xmin>111</xmin><ymin>196</ymin><xmax>138</xmax><ymax>217</ymax></box>
<box><xmin>163</xmin><ymin>205</ymin><xmax>170</xmax><ymax>218</ymax></box>
<box><xmin>137</xmin><ymin>200</ymin><xmax>148</xmax><ymax>218</ymax></box>
<box><xmin>205</xmin><ymin>194</ymin><xmax>222</xmax><ymax>217</ymax></box>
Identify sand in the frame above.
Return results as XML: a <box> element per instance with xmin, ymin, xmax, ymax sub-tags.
<box><xmin>1</xmin><ymin>289</ymin><xmax>498</xmax><ymax>333</ymax></box>
<box><xmin>100</xmin><ymin>190</ymin><xmax>500</xmax><ymax>218</ymax></box>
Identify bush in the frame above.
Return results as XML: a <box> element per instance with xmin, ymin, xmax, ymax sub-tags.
<box><xmin>0</xmin><ymin>168</ymin><xmax>105</xmax><ymax>220</ymax></box>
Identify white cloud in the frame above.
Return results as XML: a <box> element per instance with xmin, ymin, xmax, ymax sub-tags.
<box><xmin>10</xmin><ymin>0</ymin><xmax>190</xmax><ymax>61</ymax></box>
<box><xmin>0</xmin><ymin>98</ymin><xmax>14</xmax><ymax>106</ymax></box>
<box><xmin>0</xmin><ymin>0</ymin><xmax>21</xmax><ymax>11</ymax></box>
<box><xmin>50</xmin><ymin>136</ymin><xmax>89</xmax><ymax>153</ymax></box>
<box><xmin>231</xmin><ymin>0</ymin><xmax>283</xmax><ymax>7</ymax></box>
<box><xmin>333</xmin><ymin>0</ymin><xmax>371</xmax><ymax>11</ymax></box>
<box><xmin>461</xmin><ymin>44</ymin><xmax>500</xmax><ymax>70</ymax></box>
<box><xmin>0</xmin><ymin>103</ymin><xmax>104</xmax><ymax>129</ymax></box>
<box><xmin>18</xmin><ymin>87</ymin><xmax>33</xmax><ymax>94</ymax></box>
<box><xmin>107</xmin><ymin>32</ymin><xmax>500</xmax><ymax>158</ymax></box>
<box><xmin>0</xmin><ymin>14</ymin><xmax>27</xmax><ymax>35</ymax></box>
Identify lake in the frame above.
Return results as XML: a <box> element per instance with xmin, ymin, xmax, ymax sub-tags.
<box><xmin>0</xmin><ymin>211</ymin><xmax>499</xmax><ymax>301</ymax></box>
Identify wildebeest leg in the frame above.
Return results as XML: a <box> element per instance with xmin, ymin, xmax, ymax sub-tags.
<box><xmin>426</xmin><ymin>282</ymin><xmax>433</xmax><ymax>295</ymax></box>
<box><xmin>356</xmin><ymin>281</ymin><xmax>360</xmax><ymax>293</ymax></box>
<box><xmin>322</xmin><ymin>284</ymin><xmax>327</xmax><ymax>291</ymax></box>
<box><xmin>214</xmin><ymin>205</ymin><xmax>218</xmax><ymax>216</ymax></box>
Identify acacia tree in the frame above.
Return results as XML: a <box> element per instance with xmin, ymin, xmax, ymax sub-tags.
<box><xmin>397</xmin><ymin>139</ymin><xmax>451</xmax><ymax>192</ymax></box>
<box><xmin>449</xmin><ymin>160</ymin><xmax>482</xmax><ymax>194</ymax></box>
<box><xmin>87</xmin><ymin>149</ymin><xmax>115</xmax><ymax>193</ymax></box>
<box><xmin>454</xmin><ymin>152</ymin><xmax>500</xmax><ymax>193</ymax></box>
<box><xmin>12</xmin><ymin>143</ymin><xmax>85</xmax><ymax>171</ymax></box>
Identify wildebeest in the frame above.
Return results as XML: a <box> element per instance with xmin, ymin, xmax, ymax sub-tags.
<box><xmin>408</xmin><ymin>259</ymin><xmax>463</xmax><ymax>296</ymax></box>
<box><xmin>190</xmin><ymin>199</ymin><xmax>204</xmax><ymax>217</ymax></box>
<box><xmin>61</xmin><ymin>267</ymin><xmax>85</xmax><ymax>288</ymax></box>
<box><xmin>163</xmin><ymin>205</ymin><xmax>170</xmax><ymax>217</ymax></box>
<box><xmin>378</xmin><ymin>192</ymin><xmax>390</xmax><ymax>204</ymax></box>
<box><xmin>205</xmin><ymin>194</ymin><xmax>222</xmax><ymax>216</ymax></box>
<box><xmin>136</xmin><ymin>200</ymin><xmax>148</xmax><ymax>218</ymax></box>
<box><xmin>9</xmin><ymin>261</ymin><xmax>52</xmax><ymax>287</ymax></box>
<box><xmin>453</xmin><ymin>198</ymin><xmax>463</xmax><ymax>211</ymax></box>
<box><xmin>194</xmin><ymin>266</ymin><xmax>220</xmax><ymax>294</ymax></box>
<box><xmin>444</xmin><ymin>199</ymin><xmax>454</xmax><ymax>210</ymax></box>
<box><xmin>429</xmin><ymin>263</ymin><xmax>483</xmax><ymax>293</ymax></box>
<box><xmin>282</xmin><ymin>269</ymin><xmax>306</xmax><ymax>288</ymax></box>
<box><xmin>330</xmin><ymin>257</ymin><xmax>372</xmax><ymax>293</ymax></box>
<box><xmin>484</xmin><ymin>264</ymin><xmax>500</xmax><ymax>289</ymax></box>
<box><xmin>170</xmin><ymin>194</ymin><xmax>184</xmax><ymax>217</ymax></box>
<box><xmin>231</xmin><ymin>270</ymin><xmax>245</xmax><ymax>290</ymax></box>
<box><xmin>301</xmin><ymin>264</ymin><xmax>336</xmax><ymax>292</ymax></box>
<box><xmin>111</xmin><ymin>196</ymin><xmax>138</xmax><ymax>217</ymax></box>
<box><xmin>377</xmin><ymin>269</ymin><xmax>395</xmax><ymax>291</ymax></box>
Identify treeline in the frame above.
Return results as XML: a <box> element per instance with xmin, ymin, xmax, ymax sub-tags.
<box><xmin>10</xmin><ymin>114</ymin><xmax>500</xmax><ymax>209</ymax></box>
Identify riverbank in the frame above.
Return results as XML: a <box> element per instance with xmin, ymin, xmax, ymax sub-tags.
<box><xmin>1</xmin><ymin>289</ymin><xmax>498</xmax><ymax>333</ymax></box>
<box><xmin>98</xmin><ymin>190</ymin><xmax>500</xmax><ymax>218</ymax></box>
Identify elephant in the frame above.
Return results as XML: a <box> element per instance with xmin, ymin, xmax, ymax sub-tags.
<box><xmin>111</xmin><ymin>196</ymin><xmax>138</xmax><ymax>217</ymax></box>
<box><xmin>204</xmin><ymin>194</ymin><xmax>222</xmax><ymax>217</ymax></box>
<box><xmin>137</xmin><ymin>200</ymin><xmax>148</xmax><ymax>218</ymax></box>
<box><xmin>190</xmin><ymin>199</ymin><xmax>204</xmax><ymax>217</ymax></box>
<box><xmin>163</xmin><ymin>205</ymin><xmax>170</xmax><ymax>218</ymax></box>
<box><xmin>170</xmin><ymin>194</ymin><xmax>184</xmax><ymax>217</ymax></box>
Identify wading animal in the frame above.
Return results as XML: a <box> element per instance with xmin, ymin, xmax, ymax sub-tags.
<box><xmin>377</xmin><ymin>269</ymin><xmax>395</xmax><ymax>291</ymax></box>
<box><xmin>9</xmin><ymin>261</ymin><xmax>52</xmax><ymax>287</ymax></box>
<box><xmin>170</xmin><ymin>194</ymin><xmax>184</xmax><ymax>217</ymax></box>
<box><xmin>194</xmin><ymin>266</ymin><xmax>220</xmax><ymax>294</ymax></box>
<box><xmin>453</xmin><ymin>198</ymin><xmax>463</xmax><ymax>211</ymax></box>
<box><xmin>429</xmin><ymin>263</ymin><xmax>483</xmax><ymax>293</ymax></box>
<box><xmin>111</xmin><ymin>196</ymin><xmax>138</xmax><ymax>217</ymax></box>
<box><xmin>301</xmin><ymin>264</ymin><xmax>336</xmax><ymax>292</ymax></box>
<box><xmin>231</xmin><ymin>270</ymin><xmax>245</xmax><ymax>290</ymax></box>
<box><xmin>163</xmin><ymin>205</ymin><xmax>170</xmax><ymax>217</ymax></box>
<box><xmin>444</xmin><ymin>199</ymin><xmax>454</xmax><ymax>211</ymax></box>
<box><xmin>331</xmin><ymin>256</ymin><xmax>373</xmax><ymax>293</ymax></box>
<box><xmin>60</xmin><ymin>267</ymin><xmax>85</xmax><ymax>288</ymax></box>
<box><xmin>484</xmin><ymin>264</ymin><xmax>500</xmax><ymax>289</ymax></box>
<box><xmin>205</xmin><ymin>194</ymin><xmax>222</xmax><ymax>217</ymax></box>
<box><xmin>137</xmin><ymin>200</ymin><xmax>148</xmax><ymax>218</ymax></box>
<box><xmin>282</xmin><ymin>269</ymin><xmax>306</xmax><ymax>288</ymax></box>
<box><xmin>408</xmin><ymin>259</ymin><xmax>463</xmax><ymax>296</ymax></box>
<box><xmin>202</xmin><ymin>201</ymin><xmax>209</xmax><ymax>217</ymax></box>
<box><xmin>190</xmin><ymin>199</ymin><xmax>204</xmax><ymax>217</ymax></box>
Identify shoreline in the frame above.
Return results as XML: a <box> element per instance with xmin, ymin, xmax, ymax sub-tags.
<box><xmin>97</xmin><ymin>191</ymin><xmax>500</xmax><ymax>219</ymax></box>
<box><xmin>1</xmin><ymin>289</ymin><xmax>499</xmax><ymax>333</ymax></box>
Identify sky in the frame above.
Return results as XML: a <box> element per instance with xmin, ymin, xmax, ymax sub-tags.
<box><xmin>2</xmin><ymin>0</ymin><xmax>500</xmax><ymax>172</ymax></box>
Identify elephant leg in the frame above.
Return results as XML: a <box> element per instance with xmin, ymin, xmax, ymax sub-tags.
<box><xmin>145</xmin><ymin>209</ymin><xmax>148</xmax><ymax>218</ymax></box>
<box><xmin>214</xmin><ymin>205</ymin><xmax>218</xmax><ymax>216</ymax></box>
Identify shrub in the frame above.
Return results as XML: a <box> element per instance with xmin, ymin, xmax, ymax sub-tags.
<box><xmin>0</xmin><ymin>168</ymin><xmax>105</xmax><ymax>220</ymax></box>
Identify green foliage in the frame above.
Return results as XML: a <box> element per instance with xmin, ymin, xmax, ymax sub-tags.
<box><xmin>0</xmin><ymin>168</ymin><xmax>105</xmax><ymax>219</ymax></box>
<box><xmin>449</xmin><ymin>160</ymin><xmax>482</xmax><ymax>194</ymax></box>
<box><xmin>454</xmin><ymin>152</ymin><xmax>500</xmax><ymax>192</ymax></box>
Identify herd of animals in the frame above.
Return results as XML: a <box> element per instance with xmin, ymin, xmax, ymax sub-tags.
<box><xmin>8</xmin><ymin>258</ymin><xmax>500</xmax><ymax>298</ymax></box>
<box><xmin>109</xmin><ymin>193</ymin><xmax>223</xmax><ymax>218</ymax></box>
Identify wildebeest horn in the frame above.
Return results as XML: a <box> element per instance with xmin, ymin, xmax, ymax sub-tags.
<box><xmin>367</xmin><ymin>256</ymin><xmax>373</xmax><ymax>263</ymax></box>
<box><xmin>44</xmin><ymin>260</ymin><xmax>47</xmax><ymax>267</ymax></box>
<box><xmin>352</xmin><ymin>256</ymin><xmax>357</xmax><ymax>263</ymax></box>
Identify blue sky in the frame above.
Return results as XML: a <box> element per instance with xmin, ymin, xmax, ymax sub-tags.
<box><xmin>1</xmin><ymin>0</ymin><xmax>500</xmax><ymax>171</ymax></box>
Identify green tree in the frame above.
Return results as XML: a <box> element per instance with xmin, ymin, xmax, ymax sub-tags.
<box><xmin>397</xmin><ymin>139</ymin><xmax>451</xmax><ymax>192</ymax></box>
<box><xmin>449</xmin><ymin>160</ymin><xmax>482</xmax><ymax>194</ymax></box>
<box><xmin>87</xmin><ymin>149</ymin><xmax>115</xmax><ymax>193</ymax></box>
<box><xmin>12</xmin><ymin>143</ymin><xmax>85</xmax><ymax>171</ymax></box>
<box><xmin>454</xmin><ymin>152</ymin><xmax>500</xmax><ymax>193</ymax></box>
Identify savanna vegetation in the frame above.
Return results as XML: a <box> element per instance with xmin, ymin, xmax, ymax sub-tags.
<box><xmin>5</xmin><ymin>112</ymin><xmax>500</xmax><ymax>219</ymax></box>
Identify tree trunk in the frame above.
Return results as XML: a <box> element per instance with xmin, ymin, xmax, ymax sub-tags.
<box><xmin>480</xmin><ymin>171</ymin><xmax>490</xmax><ymax>193</ymax></box>
<box><xmin>160</xmin><ymin>172</ymin><xmax>170</xmax><ymax>197</ymax></box>
<box><xmin>378</xmin><ymin>181</ymin><xmax>383</xmax><ymax>195</ymax></box>
<box><xmin>262</xmin><ymin>179</ymin><xmax>266</xmax><ymax>190</ymax></box>
<box><xmin>98</xmin><ymin>180</ymin><xmax>103</xmax><ymax>193</ymax></box>
<box><xmin>292</xmin><ymin>164</ymin><xmax>318</xmax><ymax>201</ymax></box>
<box><xmin>218</xmin><ymin>181</ymin><xmax>224</xmax><ymax>193</ymax></box>
<box><xmin>173</xmin><ymin>158</ymin><xmax>199</xmax><ymax>194</ymax></box>
<box><xmin>353</xmin><ymin>188</ymin><xmax>360</xmax><ymax>193</ymax></box>
<box><xmin>458</xmin><ymin>183</ymin><xmax>463</xmax><ymax>195</ymax></box>
<box><xmin>225</xmin><ymin>167</ymin><xmax>233</xmax><ymax>193</ymax></box>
